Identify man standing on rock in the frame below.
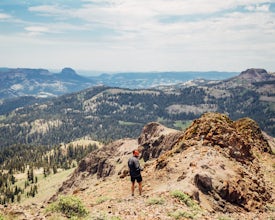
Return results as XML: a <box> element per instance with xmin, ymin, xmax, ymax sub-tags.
<box><xmin>128</xmin><ymin>149</ymin><xmax>143</xmax><ymax>196</ymax></box>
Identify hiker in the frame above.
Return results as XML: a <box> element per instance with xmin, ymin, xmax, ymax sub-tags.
<box><xmin>128</xmin><ymin>149</ymin><xmax>143</xmax><ymax>196</ymax></box>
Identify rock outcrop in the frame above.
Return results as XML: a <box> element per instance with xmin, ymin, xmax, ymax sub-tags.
<box><xmin>138</xmin><ymin>122</ymin><xmax>182</xmax><ymax>161</ymax></box>
<box><xmin>156</xmin><ymin>112</ymin><xmax>273</xmax><ymax>211</ymax></box>
<box><xmin>183</xmin><ymin>112</ymin><xmax>271</xmax><ymax>162</ymax></box>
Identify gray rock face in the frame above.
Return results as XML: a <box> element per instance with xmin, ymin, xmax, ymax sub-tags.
<box><xmin>138</xmin><ymin>122</ymin><xmax>182</xmax><ymax>161</ymax></box>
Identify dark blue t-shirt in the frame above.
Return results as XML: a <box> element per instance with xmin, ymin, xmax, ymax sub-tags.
<box><xmin>128</xmin><ymin>156</ymin><xmax>141</xmax><ymax>177</ymax></box>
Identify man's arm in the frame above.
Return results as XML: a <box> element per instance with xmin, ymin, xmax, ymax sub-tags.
<box><xmin>133</xmin><ymin>158</ymin><xmax>141</xmax><ymax>172</ymax></box>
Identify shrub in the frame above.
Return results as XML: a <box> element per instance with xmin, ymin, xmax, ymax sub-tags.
<box><xmin>0</xmin><ymin>214</ymin><xmax>15</xmax><ymax>220</ymax></box>
<box><xmin>266</xmin><ymin>204</ymin><xmax>275</xmax><ymax>212</ymax></box>
<box><xmin>168</xmin><ymin>210</ymin><xmax>195</xmax><ymax>219</ymax></box>
<box><xmin>218</xmin><ymin>216</ymin><xmax>232</xmax><ymax>220</ymax></box>
<box><xmin>146</xmin><ymin>197</ymin><xmax>165</xmax><ymax>205</ymax></box>
<box><xmin>90</xmin><ymin>212</ymin><xmax>122</xmax><ymax>220</ymax></box>
<box><xmin>95</xmin><ymin>196</ymin><xmax>110</xmax><ymax>204</ymax></box>
<box><xmin>47</xmin><ymin>195</ymin><xmax>88</xmax><ymax>218</ymax></box>
<box><xmin>170</xmin><ymin>190</ymin><xmax>199</xmax><ymax>210</ymax></box>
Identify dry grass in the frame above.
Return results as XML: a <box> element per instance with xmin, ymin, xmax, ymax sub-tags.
<box><xmin>19</xmin><ymin>168</ymin><xmax>75</xmax><ymax>205</ymax></box>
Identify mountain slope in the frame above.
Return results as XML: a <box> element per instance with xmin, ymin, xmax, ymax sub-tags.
<box><xmin>0</xmin><ymin>69</ymin><xmax>274</xmax><ymax>148</ymax></box>
<box><xmin>5</xmin><ymin>112</ymin><xmax>272</xmax><ymax>220</ymax></box>
<box><xmin>1</xmin><ymin>113</ymin><xmax>275</xmax><ymax>219</ymax></box>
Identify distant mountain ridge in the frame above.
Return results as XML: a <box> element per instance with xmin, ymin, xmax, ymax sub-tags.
<box><xmin>0</xmin><ymin>67</ymin><xmax>238</xmax><ymax>99</ymax></box>
<box><xmin>89</xmin><ymin>71</ymin><xmax>238</xmax><ymax>89</ymax></box>
<box><xmin>0</xmin><ymin>67</ymin><xmax>95</xmax><ymax>99</ymax></box>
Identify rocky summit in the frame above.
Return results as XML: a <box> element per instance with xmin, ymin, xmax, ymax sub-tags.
<box><xmin>2</xmin><ymin>112</ymin><xmax>275</xmax><ymax>219</ymax></box>
<box><xmin>238</xmin><ymin>68</ymin><xmax>272</xmax><ymax>82</ymax></box>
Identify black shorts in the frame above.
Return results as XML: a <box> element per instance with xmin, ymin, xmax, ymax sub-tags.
<box><xmin>131</xmin><ymin>175</ymin><xmax>142</xmax><ymax>183</ymax></box>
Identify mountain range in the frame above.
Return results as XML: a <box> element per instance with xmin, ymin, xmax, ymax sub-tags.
<box><xmin>0</xmin><ymin>67</ymin><xmax>238</xmax><ymax>99</ymax></box>
<box><xmin>0</xmin><ymin>68</ymin><xmax>274</xmax><ymax>149</ymax></box>
<box><xmin>88</xmin><ymin>71</ymin><xmax>238</xmax><ymax>89</ymax></box>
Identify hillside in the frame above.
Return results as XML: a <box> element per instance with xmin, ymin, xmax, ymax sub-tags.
<box><xmin>0</xmin><ymin>68</ymin><xmax>237</xmax><ymax>116</ymax></box>
<box><xmin>0</xmin><ymin>68</ymin><xmax>274</xmax><ymax>149</ymax></box>
<box><xmin>2</xmin><ymin>112</ymin><xmax>274</xmax><ymax>219</ymax></box>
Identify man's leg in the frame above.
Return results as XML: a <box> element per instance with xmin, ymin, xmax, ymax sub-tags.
<box><xmin>131</xmin><ymin>181</ymin><xmax>135</xmax><ymax>196</ymax></box>
<box><xmin>138</xmin><ymin>181</ymin><xmax>142</xmax><ymax>195</ymax></box>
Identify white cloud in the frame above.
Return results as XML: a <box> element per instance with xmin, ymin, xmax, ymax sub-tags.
<box><xmin>245</xmin><ymin>3</ymin><xmax>271</xmax><ymax>12</ymax></box>
<box><xmin>28</xmin><ymin>5</ymin><xmax>67</xmax><ymax>17</ymax></box>
<box><xmin>0</xmin><ymin>13</ymin><xmax>11</xmax><ymax>20</ymax></box>
<box><xmin>25</xmin><ymin>26</ymin><xmax>49</xmax><ymax>33</ymax></box>
<box><xmin>26</xmin><ymin>1</ymin><xmax>275</xmax><ymax>36</ymax></box>
<box><xmin>1</xmin><ymin>0</ymin><xmax>275</xmax><ymax>71</ymax></box>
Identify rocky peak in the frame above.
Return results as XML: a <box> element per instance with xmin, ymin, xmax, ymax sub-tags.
<box><xmin>238</xmin><ymin>68</ymin><xmax>271</xmax><ymax>82</ymax></box>
<box><xmin>183</xmin><ymin>112</ymin><xmax>271</xmax><ymax>162</ymax></box>
<box><xmin>60</xmin><ymin>67</ymin><xmax>78</xmax><ymax>77</ymax></box>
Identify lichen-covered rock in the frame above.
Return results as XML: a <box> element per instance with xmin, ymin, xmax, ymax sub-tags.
<box><xmin>234</xmin><ymin>117</ymin><xmax>271</xmax><ymax>153</ymax></box>
<box><xmin>183</xmin><ymin>112</ymin><xmax>270</xmax><ymax>162</ymax></box>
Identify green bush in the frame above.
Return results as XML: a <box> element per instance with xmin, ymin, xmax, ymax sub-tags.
<box><xmin>170</xmin><ymin>190</ymin><xmax>199</xmax><ymax>210</ymax></box>
<box><xmin>0</xmin><ymin>214</ymin><xmax>15</xmax><ymax>220</ymax></box>
<box><xmin>266</xmin><ymin>204</ymin><xmax>275</xmax><ymax>212</ymax></box>
<box><xmin>90</xmin><ymin>213</ymin><xmax>122</xmax><ymax>220</ymax></box>
<box><xmin>146</xmin><ymin>197</ymin><xmax>165</xmax><ymax>205</ymax></box>
<box><xmin>47</xmin><ymin>195</ymin><xmax>89</xmax><ymax>218</ymax></box>
<box><xmin>168</xmin><ymin>210</ymin><xmax>195</xmax><ymax>219</ymax></box>
<box><xmin>218</xmin><ymin>216</ymin><xmax>232</xmax><ymax>220</ymax></box>
<box><xmin>95</xmin><ymin>196</ymin><xmax>110</xmax><ymax>205</ymax></box>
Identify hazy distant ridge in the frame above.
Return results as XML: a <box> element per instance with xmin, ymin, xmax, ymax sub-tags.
<box><xmin>89</xmin><ymin>71</ymin><xmax>238</xmax><ymax>89</ymax></box>
<box><xmin>0</xmin><ymin>67</ymin><xmax>238</xmax><ymax>99</ymax></box>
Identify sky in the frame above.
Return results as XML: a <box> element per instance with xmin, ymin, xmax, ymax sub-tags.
<box><xmin>0</xmin><ymin>0</ymin><xmax>275</xmax><ymax>73</ymax></box>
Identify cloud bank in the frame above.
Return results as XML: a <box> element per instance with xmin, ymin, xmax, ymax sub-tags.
<box><xmin>0</xmin><ymin>0</ymin><xmax>275</xmax><ymax>72</ymax></box>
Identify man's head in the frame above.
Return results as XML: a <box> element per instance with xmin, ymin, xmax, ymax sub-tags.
<box><xmin>133</xmin><ymin>150</ymin><xmax>140</xmax><ymax>157</ymax></box>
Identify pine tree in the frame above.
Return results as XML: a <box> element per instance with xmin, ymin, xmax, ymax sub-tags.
<box><xmin>53</xmin><ymin>165</ymin><xmax>58</xmax><ymax>174</ymax></box>
<box><xmin>17</xmin><ymin>194</ymin><xmax>21</xmax><ymax>203</ymax></box>
<box><xmin>29</xmin><ymin>168</ymin><xmax>34</xmax><ymax>183</ymax></box>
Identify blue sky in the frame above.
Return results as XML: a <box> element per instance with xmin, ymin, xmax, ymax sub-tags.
<box><xmin>0</xmin><ymin>0</ymin><xmax>275</xmax><ymax>73</ymax></box>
